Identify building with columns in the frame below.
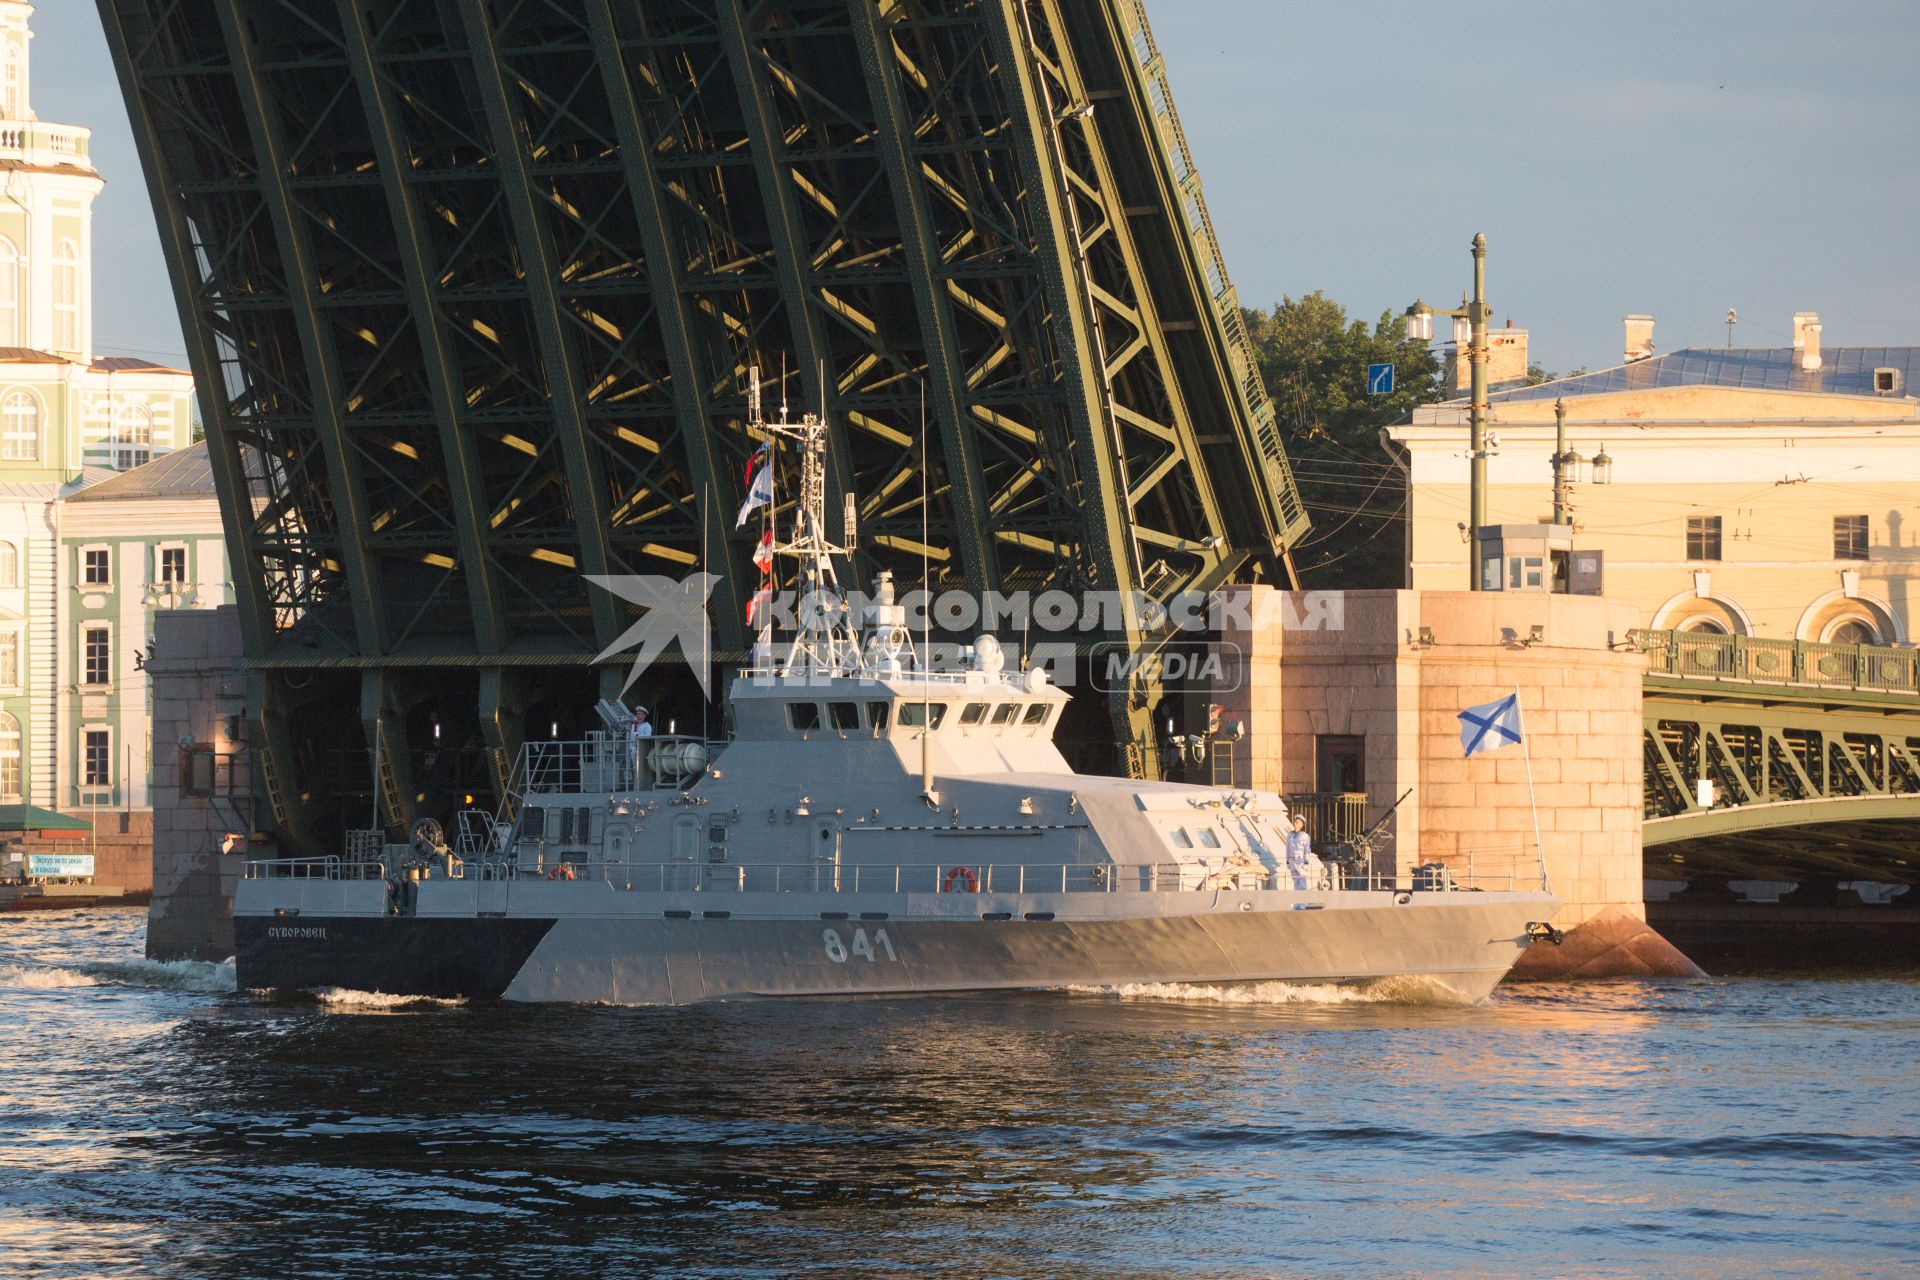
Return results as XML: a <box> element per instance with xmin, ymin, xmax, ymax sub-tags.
<box><xmin>0</xmin><ymin>0</ymin><xmax>222</xmax><ymax>888</ymax></box>
<box><xmin>1387</xmin><ymin>313</ymin><xmax>1920</xmax><ymax>645</ymax></box>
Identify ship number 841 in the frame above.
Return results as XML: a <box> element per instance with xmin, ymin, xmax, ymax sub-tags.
<box><xmin>822</xmin><ymin>926</ymin><xmax>897</xmax><ymax>963</ymax></box>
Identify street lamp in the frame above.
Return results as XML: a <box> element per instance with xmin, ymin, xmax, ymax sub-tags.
<box><xmin>1406</xmin><ymin>233</ymin><xmax>1495</xmax><ymax>590</ymax></box>
<box><xmin>1551</xmin><ymin>398</ymin><xmax>1573</xmax><ymax>524</ymax></box>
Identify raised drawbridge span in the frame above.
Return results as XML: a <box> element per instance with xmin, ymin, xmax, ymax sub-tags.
<box><xmin>98</xmin><ymin>0</ymin><xmax>1307</xmax><ymax>848</ymax></box>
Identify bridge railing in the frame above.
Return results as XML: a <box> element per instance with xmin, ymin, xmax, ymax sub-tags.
<box><xmin>1632</xmin><ymin>629</ymin><xmax>1920</xmax><ymax>697</ymax></box>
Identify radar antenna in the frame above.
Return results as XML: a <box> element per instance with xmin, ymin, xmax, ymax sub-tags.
<box><xmin>751</xmin><ymin>378</ymin><xmax>865</xmax><ymax>679</ymax></box>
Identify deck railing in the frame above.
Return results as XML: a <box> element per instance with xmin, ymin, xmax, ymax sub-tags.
<box><xmin>242</xmin><ymin>856</ymin><xmax>384</xmax><ymax>881</ymax></box>
<box><xmin>243</xmin><ymin>855</ymin><xmax>1532</xmax><ymax>895</ymax></box>
<box><xmin>1283</xmin><ymin>792</ymin><xmax>1372</xmax><ymax>847</ymax></box>
<box><xmin>511</xmin><ymin>733</ymin><xmax>719</xmax><ymax>798</ymax></box>
<box><xmin>1633</xmin><ymin>629</ymin><xmax>1919</xmax><ymax>697</ymax></box>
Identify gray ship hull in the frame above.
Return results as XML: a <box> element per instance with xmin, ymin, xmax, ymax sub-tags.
<box><xmin>235</xmin><ymin>890</ymin><xmax>1555</xmax><ymax>1005</ymax></box>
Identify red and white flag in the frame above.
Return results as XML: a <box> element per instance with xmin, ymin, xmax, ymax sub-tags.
<box><xmin>746</xmin><ymin>585</ymin><xmax>773</xmax><ymax>627</ymax></box>
<box><xmin>751</xmin><ymin>530</ymin><xmax>774</xmax><ymax>574</ymax></box>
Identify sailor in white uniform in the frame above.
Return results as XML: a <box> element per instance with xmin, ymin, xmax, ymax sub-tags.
<box><xmin>1284</xmin><ymin>815</ymin><xmax>1324</xmax><ymax>890</ymax></box>
<box><xmin>627</xmin><ymin>706</ymin><xmax>654</xmax><ymax>785</ymax></box>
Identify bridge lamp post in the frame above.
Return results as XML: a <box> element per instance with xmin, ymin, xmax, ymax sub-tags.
<box><xmin>1551</xmin><ymin>397</ymin><xmax>1615</xmax><ymax>527</ymax></box>
<box><xmin>1407</xmin><ymin>232</ymin><xmax>1495</xmax><ymax>590</ymax></box>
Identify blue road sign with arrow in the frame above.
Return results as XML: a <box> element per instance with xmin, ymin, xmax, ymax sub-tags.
<box><xmin>1366</xmin><ymin>362</ymin><xmax>1394</xmax><ymax>396</ymax></box>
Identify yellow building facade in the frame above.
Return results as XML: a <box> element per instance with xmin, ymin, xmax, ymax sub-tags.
<box><xmin>1386</xmin><ymin>315</ymin><xmax>1919</xmax><ymax>645</ymax></box>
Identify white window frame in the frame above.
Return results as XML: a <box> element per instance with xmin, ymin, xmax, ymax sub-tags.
<box><xmin>2</xmin><ymin>41</ymin><xmax>21</xmax><ymax>121</ymax></box>
<box><xmin>1</xmin><ymin>390</ymin><xmax>39</xmax><ymax>462</ymax></box>
<box><xmin>80</xmin><ymin>544</ymin><xmax>112</xmax><ymax>587</ymax></box>
<box><xmin>0</xmin><ymin>236</ymin><xmax>18</xmax><ymax>349</ymax></box>
<box><xmin>52</xmin><ymin>238</ymin><xmax>80</xmax><ymax>355</ymax></box>
<box><xmin>0</xmin><ymin>711</ymin><xmax>20</xmax><ymax>804</ymax></box>
<box><xmin>81</xmin><ymin>723</ymin><xmax>112</xmax><ymax>792</ymax></box>
<box><xmin>155</xmin><ymin>542</ymin><xmax>189</xmax><ymax>589</ymax></box>
<box><xmin>113</xmin><ymin>403</ymin><xmax>154</xmax><ymax>471</ymax></box>
<box><xmin>81</xmin><ymin>622</ymin><xmax>111</xmax><ymax>688</ymax></box>
<box><xmin>0</xmin><ymin>539</ymin><xmax>16</xmax><ymax>589</ymax></box>
<box><xmin>0</xmin><ymin>627</ymin><xmax>18</xmax><ymax>690</ymax></box>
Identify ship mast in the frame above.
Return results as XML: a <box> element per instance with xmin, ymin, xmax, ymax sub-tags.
<box><xmin>754</xmin><ymin>379</ymin><xmax>863</xmax><ymax>678</ymax></box>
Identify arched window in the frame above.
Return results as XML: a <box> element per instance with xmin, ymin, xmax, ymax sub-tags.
<box><xmin>1677</xmin><ymin>617</ymin><xmax>1728</xmax><ymax>635</ymax></box>
<box><xmin>1826</xmin><ymin>618</ymin><xmax>1881</xmax><ymax>646</ymax></box>
<box><xmin>0</xmin><ymin>391</ymin><xmax>37</xmax><ymax>461</ymax></box>
<box><xmin>52</xmin><ymin>238</ymin><xmax>79</xmax><ymax>354</ymax></box>
<box><xmin>113</xmin><ymin>403</ymin><xmax>153</xmax><ymax>471</ymax></box>
<box><xmin>0</xmin><ymin>237</ymin><xmax>18</xmax><ymax>348</ymax></box>
<box><xmin>0</xmin><ymin>711</ymin><xmax>20</xmax><ymax>803</ymax></box>
<box><xmin>2</xmin><ymin>43</ymin><xmax>22</xmax><ymax>121</ymax></box>
<box><xmin>0</xmin><ymin>541</ymin><xmax>16</xmax><ymax>588</ymax></box>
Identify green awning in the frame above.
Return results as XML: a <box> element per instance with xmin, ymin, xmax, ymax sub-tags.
<box><xmin>0</xmin><ymin>805</ymin><xmax>93</xmax><ymax>832</ymax></box>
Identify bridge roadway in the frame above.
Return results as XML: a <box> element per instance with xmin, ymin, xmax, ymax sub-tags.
<box><xmin>1637</xmin><ymin>629</ymin><xmax>1920</xmax><ymax>903</ymax></box>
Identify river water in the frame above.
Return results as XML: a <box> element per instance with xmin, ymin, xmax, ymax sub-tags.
<box><xmin>1</xmin><ymin>909</ymin><xmax>1914</xmax><ymax>1279</ymax></box>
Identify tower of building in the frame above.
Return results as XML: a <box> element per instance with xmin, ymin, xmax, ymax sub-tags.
<box><xmin>0</xmin><ymin>1</ymin><xmax>223</xmax><ymax>896</ymax></box>
<box><xmin>0</xmin><ymin>0</ymin><xmax>105</xmax><ymax>365</ymax></box>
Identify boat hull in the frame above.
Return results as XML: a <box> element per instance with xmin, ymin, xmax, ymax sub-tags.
<box><xmin>235</xmin><ymin>891</ymin><xmax>1555</xmax><ymax>1005</ymax></box>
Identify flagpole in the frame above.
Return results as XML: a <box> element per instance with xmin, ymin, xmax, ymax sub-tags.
<box><xmin>1514</xmin><ymin>685</ymin><xmax>1549</xmax><ymax>893</ymax></box>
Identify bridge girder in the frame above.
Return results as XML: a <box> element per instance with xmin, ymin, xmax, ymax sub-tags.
<box><xmin>1641</xmin><ymin>678</ymin><xmax>1920</xmax><ymax>890</ymax></box>
<box><xmin>97</xmin><ymin>0</ymin><xmax>1307</xmax><ymax>844</ymax></box>
<box><xmin>1644</xmin><ymin>691</ymin><xmax>1920</xmax><ymax>838</ymax></box>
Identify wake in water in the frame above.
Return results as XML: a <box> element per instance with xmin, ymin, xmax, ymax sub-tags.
<box><xmin>0</xmin><ymin>956</ymin><xmax>236</xmax><ymax>993</ymax></box>
<box><xmin>307</xmin><ymin>987</ymin><xmax>467</xmax><ymax>1010</ymax></box>
<box><xmin>1066</xmin><ymin>974</ymin><xmax>1473</xmax><ymax>1007</ymax></box>
<box><xmin>0</xmin><ymin>964</ymin><xmax>100</xmax><ymax>989</ymax></box>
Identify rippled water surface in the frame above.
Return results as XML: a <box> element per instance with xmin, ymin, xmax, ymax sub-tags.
<box><xmin>2</xmin><ymin>909</ymin><xmax>1916</xmax><ymax>1278</ymax></box>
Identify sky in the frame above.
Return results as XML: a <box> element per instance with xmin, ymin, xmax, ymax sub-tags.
<box><xmin>30</xmin><ymin>0</ymin><xmax>1920</xmax><ymax>375</ymax></box>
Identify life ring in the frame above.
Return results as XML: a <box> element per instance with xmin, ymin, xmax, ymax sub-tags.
<box><xmin>942</xmin><ymin>865</ymin><xmax>978</xmax><ymax>893</ymax></box>
<box><xmin>547</xmin><ymin>863</ymin><xmax>576</xmax><ymax>881</ymax></box>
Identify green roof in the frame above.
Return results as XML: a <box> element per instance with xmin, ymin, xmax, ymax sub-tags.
<box><xmin>0</xmin><ymin>804</ymin><xmax>93</xmax><ymax>832</ymax></box>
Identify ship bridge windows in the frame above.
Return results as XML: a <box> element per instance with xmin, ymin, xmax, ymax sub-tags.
<box><xmin>957</xmin><ymin>700</ymin><xmax>1054</xmax><ymax>730</ymax></box>
<box><xmin>1195</xmin><ymin>827</ymin><xmax>1221</xmax><ymax>849</ymax></box>
<box><xmin>898</xmin><ymin>702</ymin><xmax>948</xmax><ymax>729</ymax></box>
<box><xmin>1168</xmin><ymin>827</ymin><xmax>1193</xmax><ymax>849</ymax></box>
<box><xmin>785</xmin><ymin>700</ymin><xmax>900</xmax><ymax>735</ymax></box>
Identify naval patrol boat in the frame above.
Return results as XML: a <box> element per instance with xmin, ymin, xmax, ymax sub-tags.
<box><xmin>235</xmin><ymin>395</ymin><xmax>1560</xmax><ymax>1004</ymax></box>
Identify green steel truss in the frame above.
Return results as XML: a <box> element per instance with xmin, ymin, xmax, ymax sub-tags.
<box><xmin>97</xmin><ymin>0</ymin><xmax>1306</xmax><ymax>844</ymax></box>
<box><xmin>1636</xmin><ymin>630</ymin><xmax>1920</xmax><ymax>886</ymax></box>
